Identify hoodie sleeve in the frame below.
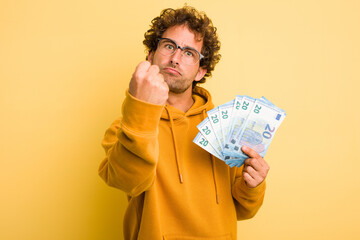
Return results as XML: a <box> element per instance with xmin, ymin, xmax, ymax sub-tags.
<box><xmin>231</xmin><ymin>166</ymin><xmax>266</xmax><ymax>220</ymax></box>
<box><xmin>98</xmin><ymin>91</ymin><xmax>164</xmax><ymax>197</ymax></box>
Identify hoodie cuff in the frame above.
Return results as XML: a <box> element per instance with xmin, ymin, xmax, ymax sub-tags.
<box><xmin>234</xmin><ymin>178</ymin><xmax>266</xmax><ymax>199</ymax></box>
<box><xmin>121</xmin><ymin>90</ymin><xmax>165</xmax><ymax>133</ymax></box>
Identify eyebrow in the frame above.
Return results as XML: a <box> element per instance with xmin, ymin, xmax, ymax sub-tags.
<box><xmin>163</xmin><ymin>38</ymin><xmax>199</xmax><ymax>51</ymax></box>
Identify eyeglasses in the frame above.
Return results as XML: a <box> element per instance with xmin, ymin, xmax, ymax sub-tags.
<box><xmin>157</xmin><ymin>37</ymin><xmax>204</xmax><ymax>65</ymax></box>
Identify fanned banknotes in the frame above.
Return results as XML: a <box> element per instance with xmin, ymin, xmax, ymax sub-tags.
<box><xmin>193</xmin><ymin>95</ymin><xmax>286</xmax><ymax>168</ymax></box>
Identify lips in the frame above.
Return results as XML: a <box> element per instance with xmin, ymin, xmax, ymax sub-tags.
<box><xmin>163</xmin><ymin>67</ymin><xmax>181</xmax><ymax>76</ymax></box>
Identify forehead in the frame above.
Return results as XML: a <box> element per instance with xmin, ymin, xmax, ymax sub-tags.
<box><xmin>162</xmin><ymin>25</ymin><xmax>203</xmax><ymax>51</ymax></box>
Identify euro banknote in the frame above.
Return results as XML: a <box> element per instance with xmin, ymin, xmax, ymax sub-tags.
<box><xmin>193</xmin><ymin>131</ymin><xmax>244</xmax><ymax>164</ymax></box>
<box><xmin>193</xmin><ymin>95</ymin><xmax>286</xmax><ymax>168</ymax></box>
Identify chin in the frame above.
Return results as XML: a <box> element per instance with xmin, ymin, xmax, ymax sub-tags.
<box><xmin>169</xmin><ymin>85</ymin><xmax>192</xmax><ymax>94</ymax></box>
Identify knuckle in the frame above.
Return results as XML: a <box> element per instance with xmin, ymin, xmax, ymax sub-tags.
<box><xmin>149</xmin><ymin>64</ymin><xmax>160</xmax><ymax>73</ymax></box>
<box><xmin>135</xmin><ymin>62</ymin><xmax>145</xmax><ymax>72</ymax></box>
<box><xmin>149</xmin><ymin>80</ymin><xmax>159</xmax><ymax>89</ymax></box>
<box><xmin>249</xmin><ymin>158</ymin><xmax>256</xmax><ymax>166</ymax></box>
<box><xmin>133</xmin><ymin>71</ymin><xmax>144</xmax><ymax>82</ymax></box>
<box><xmin>139</xmin><ymin>60</ymin><xmax>150</xmax><ymax>69</ymax></box>
<box><xmin>134</xmin><ymin>61</ymin><xmax>150</xmax><ymax>76</ymax></box>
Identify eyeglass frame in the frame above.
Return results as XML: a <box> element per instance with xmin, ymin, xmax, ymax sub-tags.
<box><xmin>156</xmin><ymin>37</ymin><xmax>204</xmax><ymax>65</ymax></box>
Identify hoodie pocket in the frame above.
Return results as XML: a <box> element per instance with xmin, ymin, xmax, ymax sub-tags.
<box><xmin>163</xmin><ymin>233</ymin><xmax>232</xmax><ymax>240</ymax></box>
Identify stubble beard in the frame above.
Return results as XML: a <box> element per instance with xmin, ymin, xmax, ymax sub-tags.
<box><xmin>162</xmin><ymin>72</ymin><xmax>193</xmax><ymax>94</ymax></box>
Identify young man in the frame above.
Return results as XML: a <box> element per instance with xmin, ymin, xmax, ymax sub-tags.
<box><xmin>99</xmin><ymin>6</ymin><xmax>269</xmax><ymax>240</ymax></box>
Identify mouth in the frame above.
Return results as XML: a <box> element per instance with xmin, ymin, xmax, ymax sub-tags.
<box><xmin>163</xmin><ymin>67</ymin><xmax>181</xmax><ymax>76</ymax></box>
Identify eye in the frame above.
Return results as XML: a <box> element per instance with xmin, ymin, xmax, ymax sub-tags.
<box><xmin>185</xmin><ymin>51</ymin><xmax>193</xmax><ymax>57</ymax></box>
<box><xmin>164</xmin><ymin>43</ymin><xmax>175</xmax><ymax>50</ymax></box>
<box><xmin>184</xmin><ymin>49</ymin><xmax>196</xmax><ymax>58</ymax></box>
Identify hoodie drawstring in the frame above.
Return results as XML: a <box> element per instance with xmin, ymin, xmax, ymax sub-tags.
<box><xmin>211</xmin><ymin>155</ymin><xmax>220</xmax><ymax>204</ymax></box>
<box><xmin>165</xmin><ymin>107</ymin><xmax>184</xmax><ymax>183</ymax></box>
<box><xmin>163</xmin><ymin>106</ymin><xmax>219</xmax><ymax>204</ymax></box>
<box><xmin>202</xmin><ymin>110</ymin><xmax>220</xmax><ymax>204</ymax></box>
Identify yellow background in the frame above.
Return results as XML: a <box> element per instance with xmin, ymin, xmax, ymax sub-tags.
<box><xmin>1</xmin><ymin>0</ymin><xmax>359</xmax><ymax>239</ymax></box>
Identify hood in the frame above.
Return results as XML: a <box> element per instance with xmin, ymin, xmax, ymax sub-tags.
<box><xmin>161</xmin><ymin>86</ymin><xmax>214</xmax><ymax>120</ymax></box>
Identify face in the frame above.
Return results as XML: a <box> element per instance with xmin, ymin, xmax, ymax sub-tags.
<box><xmin>147</xmin><ymin>25</ymin><xmax>207</xmax><ymax>94</ymax></box>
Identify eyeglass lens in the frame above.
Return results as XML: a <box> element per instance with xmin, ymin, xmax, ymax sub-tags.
<box><xmin>158</xmin><ymin>39</ymin><xmax>200</xmax><ymax>65</ymax></box>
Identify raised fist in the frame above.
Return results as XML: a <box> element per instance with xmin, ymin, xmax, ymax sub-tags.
<box><xmin>129</xmin><ymin>61</ymin><xmax>169</xmax><ymax>105</ymax></box>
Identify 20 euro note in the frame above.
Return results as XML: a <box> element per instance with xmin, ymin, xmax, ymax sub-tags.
<box><xmin>218</xmin><ymin>100</ymin><xmax>234</xmax><ymax>147</ymax></box>
<box><xmin>196</xmin><ymin>117</ymin><xmax>223</xmax><ymax>158</ymax></box>
<box><xmin>193</xmin><ymin>132</ymin><xmax>224</xmax><ymax>160</ymax></box>
<box><xmin>223</xmin><ymin>98</ymin><xmax>286</xmax><ymax>165</ymax></box>
<box><xmin>226</xmin><ymin>95</ymin><xmax>243</xmax><ymax>140</ymax></box>
<box><xmin>223</xmin><ymin>96</ymin><xmax>255</xmax><ymax>157</ymax></box>
<box><xmin>207</xmin><ymin>100</ymin><xmax>235</xmax><ymax>152</ymax></box>
<box><xmin>206</xmin><ymin>107</ymin><xmax>224</xmax><ymax>151</ymax></box>
<box><xmin>193</xmin><ymin>132</ymin><xmax>244</xmax><ymax>165</ymax></box>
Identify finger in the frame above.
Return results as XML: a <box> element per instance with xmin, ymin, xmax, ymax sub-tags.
<box><xmin>147</xmin><ymin>64</ymin><xmax>160</xmax><ymax>74</ymax></box>
<box><xmin>243</xmin><ymin>165</ymin><xmax>257</xmax><ymax>177</ymax></box>
<box><xmin>244</xmin><ymin>164</ymin><xmax>263</xmax><ymax>180</ymax></box>
<box><xmin>244</xmin><ymin>157</ymin><xmax>263</xmax><ymax>171</ymax></box>
<box><xmin>241</xmin><ymin>145</ymin><xmax>261</xmax><ymax>159</ymax></box>
<box><xmin>243</xmin><ymin>172</ymin><xmax>256</xmax><ymax>187</ymax></box>
<box><xmin>157</xmin><ymin>72</ymin><xmax>165</xmax><ymax>83</ymax></box>
<box><xmin>262</xmin><ymin>160</ymin><xmax>270</xmax><ymax>172</ymax></box>
<box><xmin>245</xmin><ymin>156</ymin><xmax>270</xmax><ymax>175</ymax></box>
<box><xmin>162</xmin><ymin>80</ymin><xmax>169</xmax><ymax>90</ymax></box>
<box><xmin>136</xmin><ymin>61</ymin><xmax>151</xmax><ymax>74</ymax></box>
<box><xmin>243</xmin><ymin>165</ymin><xmax>264</xmax><ymax>186</ymax></box>
<box><xmin>159</xmin><ymin>80</ymin><xmax>169</xmax><ymax>94</ymax></box>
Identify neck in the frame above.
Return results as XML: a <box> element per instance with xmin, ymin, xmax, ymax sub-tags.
<box><xmin>166</xmin><ymin>88</ymin><xmax>194</xmax><ymax>112</ymax></box>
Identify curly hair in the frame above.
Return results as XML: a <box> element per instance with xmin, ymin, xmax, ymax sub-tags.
<box><xmin>143</xmin><ymin>6</ymin><xmax>221</xmax><ymax>86</ymax></box>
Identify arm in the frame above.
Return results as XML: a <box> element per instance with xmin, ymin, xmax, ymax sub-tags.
<box><xmin>98</xmin><ymin>91</ymin><xmax>164</xmax><ymax>197</ymax></box>
<box><xmin>232</xmin><ymin>146</ymin><xmax>269</xmax><ymax>220</ymax></box>
<box><xmin>98</xmin><ymin>61</ymin><xmax>169</xmax><ymax>197</ymax></box>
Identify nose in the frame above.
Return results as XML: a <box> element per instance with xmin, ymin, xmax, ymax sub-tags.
<box><xmin>170</xmin><ymin>48</ymin><xmax>182</xmax><ymax>65</ymax></box>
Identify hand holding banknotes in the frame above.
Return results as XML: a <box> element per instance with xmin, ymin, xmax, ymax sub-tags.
<box><xmin>241</xmin><ymin>146</ymin><xmax>270</xmax><ymax>188</ymax></box>
<box><xmin>193</xmin><ymin>95</ymin><xmax>286</xmax><ymax>169</ymax></box>
<box><xmin>129</xmin><ymin>61</ymin><xmax>169</xmax><ymax>105</ymax></box>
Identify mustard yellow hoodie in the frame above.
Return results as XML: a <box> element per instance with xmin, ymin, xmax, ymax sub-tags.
<box><xmin>99</xmin><ymin>86</ymin><xmax>266</xmax><ymax>240</ymax></box>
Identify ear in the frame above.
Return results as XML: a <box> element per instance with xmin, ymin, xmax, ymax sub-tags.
<box><xmin>147</xmin><ymin>51</ymin><xmax>154</xmax><ymax>63</ymax></box>
<box><xmin>194</xmin><ymin>67</ymin><xmax>207</xmax><ymax>81</ymax></box>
